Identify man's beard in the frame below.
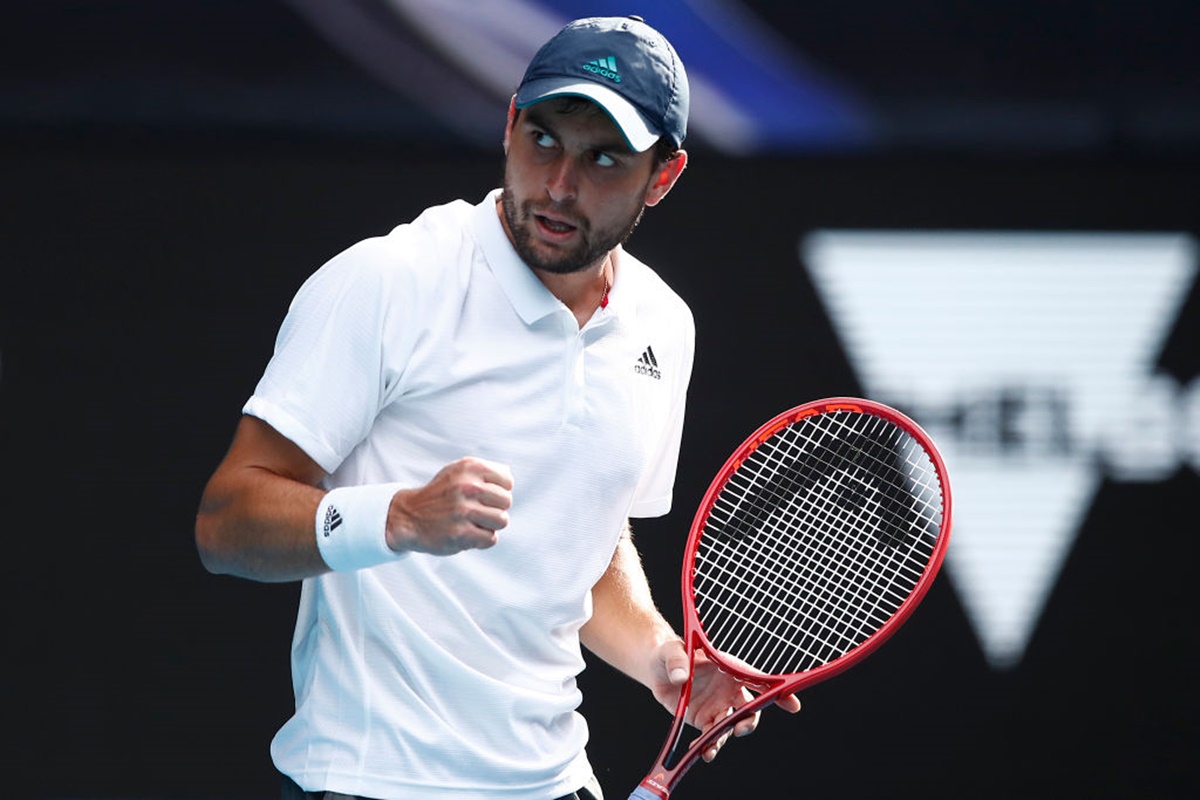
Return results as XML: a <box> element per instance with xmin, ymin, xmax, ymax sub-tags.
<box><xmin>500</xmin><ymin>182</ymin><xmax>645</xmax><ymax>275</ymax></box>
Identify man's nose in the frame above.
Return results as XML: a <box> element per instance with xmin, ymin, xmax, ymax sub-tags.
<box><xmin>545</xmin><ymin>156</ymin><xmax>578</xmax><ymax>203</ymax></box>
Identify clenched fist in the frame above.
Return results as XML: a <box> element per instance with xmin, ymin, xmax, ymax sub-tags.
<box><xmin>385</xmin><ymin>457</ymin><xmax>514</xmax><ymax>555</ymax></box>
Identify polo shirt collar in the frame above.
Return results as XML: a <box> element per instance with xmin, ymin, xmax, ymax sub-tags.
<box><xmin>473</xmin><ymin>189</ymin><xmax>627</xmax><ymax>327</ymax></box>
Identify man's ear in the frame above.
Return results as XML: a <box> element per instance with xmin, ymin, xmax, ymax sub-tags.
<box><xmin>503</xmin><ymin>96</ymin><xmax>518</xmax><ymax>155</ymax></box>
<box><xmin>645</xmin><ymin>150</ymin><xmax>688</xmax><ymax>208</ymax></box>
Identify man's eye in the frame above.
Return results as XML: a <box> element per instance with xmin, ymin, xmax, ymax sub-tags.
<box><xmin>534</xmin><ymin>132</ymin><xmax>556</xmax><ymax>148</ymax></box>
<box><xmin>593</xmin><ymin>152</ymin><xmax>616</xmax><ymax>167</ymax></box>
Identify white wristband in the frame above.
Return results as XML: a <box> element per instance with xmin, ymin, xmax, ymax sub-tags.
<box><xmin>315</xmin><ymin>483</ymin><xmax>406</xmax><ymax>572</ymax></box>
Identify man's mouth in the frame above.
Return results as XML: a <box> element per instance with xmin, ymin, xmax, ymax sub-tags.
<box><xmin>532</xmin><ymin>214</ymin><xmax>583</xmax><ymax>245</ymax></box>
<box><xmin>535</xmin><ymin>213</ymin><xmax>580</xmax><ymax>239</ymax></box>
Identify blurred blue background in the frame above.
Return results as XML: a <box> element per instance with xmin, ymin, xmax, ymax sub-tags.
<box><xmin>4</xmin><ymin>0</ymin><xmax>1197</xmax><ymax>155</ymax></box>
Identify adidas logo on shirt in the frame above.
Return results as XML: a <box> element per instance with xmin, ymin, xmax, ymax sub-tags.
<box><xmin>634</xmin><ymin>346</ymin><xmax>662</xmax><ymax>380</ymax></box>
<box><xmin>322</xmin><ymin>505</ymin><xmax>343</xmax><ymax>538</ymax></box>
<box><xmin>581</xmin><ymin>55</ymin><xmax>621</xmax><ymax>82</ymax></box>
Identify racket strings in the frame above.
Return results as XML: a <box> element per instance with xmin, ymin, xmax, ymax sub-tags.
<box><xmin>702</xmin><ymin>429</ymin><xmax>933</xmax><ymax>672</ymax></box>
<box><xmin>701</xmin><ymin>491</ymin><xmax>905</xmax><ymax>673</ymax></box>
<box><xmin>700</xmin><ymin>482</ymin><xmax>919</xmax><ymax>671</ymax></box>
<box><xmin>693</xmin><ymin>411</ymin><xmax>945</xmax><ymax>675</ymax></box>
<box><xmin>700</xmin><ymin>416</ymin><xmax>939</xmax><ymax>671</ymax></box>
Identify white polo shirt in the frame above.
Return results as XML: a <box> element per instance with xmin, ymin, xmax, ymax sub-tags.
<box><xmin>244</xmin><ymin>189</ymin><xmax>694</xmax><ymax>799</ymax></box>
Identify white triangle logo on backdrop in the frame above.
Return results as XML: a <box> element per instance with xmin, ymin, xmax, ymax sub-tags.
<box><xmin>802</xmin><ymin>231</ymin><xmax>1196</xmax><ymax>668</ymax></box>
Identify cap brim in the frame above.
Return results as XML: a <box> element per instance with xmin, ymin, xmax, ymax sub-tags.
<box><xmin>515</xmin><ymin>78</ymin><xmax>660</xmax><ymax>152</ymax></box>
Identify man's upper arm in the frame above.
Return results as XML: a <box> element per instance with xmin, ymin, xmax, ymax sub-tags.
<box><xmin>195</xmin><ymin>414</ymin><xmax>331</xmax><ymax>580</ymax></box>
<box><xmin>218</xmin><ymin>414</ymin><xmax>329</xmax><ymax>487</ymax></box>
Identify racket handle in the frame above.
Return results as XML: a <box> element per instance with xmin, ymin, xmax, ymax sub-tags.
<box><xmin>628</xmin><ymin>786</ymin><xmax>667</xmax><ymax>800</ymax></box>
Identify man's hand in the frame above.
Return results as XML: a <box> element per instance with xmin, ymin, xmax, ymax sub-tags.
<box><xmin>649</xmin><ymin>639</ymin><xmax>802</xmax><ymax>762</ymax></box>
<box><xmin>386</xmin><ymin>457</ymin><xmax>514</xmax><ymax>555</ymax></box>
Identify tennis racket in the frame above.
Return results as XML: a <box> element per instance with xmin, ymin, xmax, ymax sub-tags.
<box><xmin>628</xmin><ymin>397</ymin><xmax>952</xmax><ymax>800</ymax></box>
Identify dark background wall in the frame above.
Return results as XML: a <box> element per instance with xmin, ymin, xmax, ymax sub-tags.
<box><xmin>3</xmin><ymin>2</ymin><xmax>1197</xmax><ymax>798</ymax></box>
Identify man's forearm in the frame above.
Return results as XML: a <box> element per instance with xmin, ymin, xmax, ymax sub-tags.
<box><xmin>580</xmin><ymin>522</ymin><xmax>681</xmax><ymax>688</ymax></box>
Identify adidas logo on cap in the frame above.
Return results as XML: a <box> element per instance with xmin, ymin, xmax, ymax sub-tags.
<box><xmin>581</xmin><ymin>55</ymin><xmax>621</xmax><ymax>82</ymax></box>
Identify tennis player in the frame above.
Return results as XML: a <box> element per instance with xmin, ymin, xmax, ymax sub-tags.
<box><xmin>196</xmin><ymin>16</ymin><xmax>798</xmax><ymax>800</ymax></box>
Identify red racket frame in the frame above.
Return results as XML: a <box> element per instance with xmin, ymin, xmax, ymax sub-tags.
<box><xmin>631</xmin><ymin>398</ymin><xmax>952</xmax><ymax>799</ymax></box>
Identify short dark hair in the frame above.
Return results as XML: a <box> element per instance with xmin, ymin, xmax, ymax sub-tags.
<box><xmin>652</xmin><ymin>137</ymin><xmax>681</xmax><ymax>167</ymax></box>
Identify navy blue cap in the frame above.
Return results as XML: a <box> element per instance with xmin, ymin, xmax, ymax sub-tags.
<box><xmin>515</xmin><ymin>16</ymin><xmax>689</xmax><ymax>152</ymax></box>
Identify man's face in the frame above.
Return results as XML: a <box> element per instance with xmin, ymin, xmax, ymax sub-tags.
<box><xmin>500</xmin><ymin>99</ymin><xmax>658</xmax><ymax>275</ymax></box>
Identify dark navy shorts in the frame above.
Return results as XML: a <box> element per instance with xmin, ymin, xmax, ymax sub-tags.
<box><xmin>280</xmin><ymin>772</ymin><xmax>604</xmax><ymax>800</ymax></box>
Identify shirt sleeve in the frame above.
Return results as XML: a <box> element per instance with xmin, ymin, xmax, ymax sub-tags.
<box><xmin>627</xmin><ymin>304</ymin><xmax>696</xmax><ymax>518</ymax></box>
<box><xmin>243</xmin><ymin>237</ymin><xmax>415</xmax><ymax>474</ymax></box>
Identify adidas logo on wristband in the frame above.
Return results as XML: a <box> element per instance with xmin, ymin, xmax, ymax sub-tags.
<box><xmin>316</xmin><ymin>483</ymin><xmax>405</xmax><ymax>572</ymax></box>
<box><xmin>322</xmin><ymin>505</ymin><xmax>344</xmax><ymax>538</ymax></box>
